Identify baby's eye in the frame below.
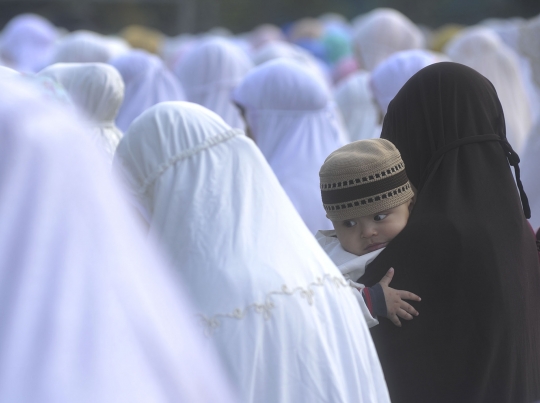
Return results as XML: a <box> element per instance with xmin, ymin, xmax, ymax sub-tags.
<box><xmin>374</xmin><ymin>214</ymin><xmax>388</xmax><ymax>222</ymax></box>
<box><xmin>343</xmin><ymin>220</ymin><xmax>357</xmax><ymax>228</ymax></box>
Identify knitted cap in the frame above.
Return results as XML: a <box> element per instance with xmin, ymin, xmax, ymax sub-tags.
<box><xmin>320</xmin><ymin>139</ymin><xmax>413</xmax><ymax>221</ymax></box>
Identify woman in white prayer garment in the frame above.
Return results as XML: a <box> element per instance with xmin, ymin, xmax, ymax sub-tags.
<box><xmin>113</xmin><ymin>101</ymin><xmax>391</xmax><ymax>403</ymax></box>
<box><xmin>335</xmin><ymin>8</ymin><xmax>424</xmax><ymax>142</ymax></box>
<box><xmin>0</xmin><ymin>78</ymin><xmax>237</xmax><ymax>403</ymax></box>
<box><xmin>445</xmin><ymin>26</ymin><xmax>532</xmax><ymax>153</ymax></box>
<box><xmin>251</xmin><ymin>40</ymin><xmax>331</xmax><ymax>87</ymax></box>
<box><xmin>51</xmin><ymin>30</ymin><xmax>115</xmax><ymax>64</ymax></box>
<box><xmin>174</xmin><ymin>37</ymin><xmax>253</xmax><ymax>130</ymax></box>
<box><xmin>39</xmin><ymin>63</ymin><xmax>124</xmax><ymax>163</ymax></box>
<box><xmin>233</xmin><ymin>59</ymin><xmax>347</xmax><ymax>233</ymax></box>
<box><xmin>0</xmin><ymin>14</ymin><xmax>57</xmax><ymax>73</ymax></box>
<box><xmin>351</xmin><ymin>8</ymin><xmax>425</xmax><ymax>72</ymax></box>
<box><xmin>370</xmin><ymin>49</ymin><xmax>442</xmax><ymax>115</ymax></box>
<box><xmin>110</xmin><ymin>49</ymin><xmax>185</xmax><ymax>132</ymax></box>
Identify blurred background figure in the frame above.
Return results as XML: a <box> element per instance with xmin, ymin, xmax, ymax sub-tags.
<box><xmin>175</xmin><ymin>37</ymin><xmax>253</xmax><ymax>129</ymax></box>
<box><xmin>351</xmin><ymin>8</ymin><xmax>425</xmax><ymax>72</ymax></box>
<box><xmin>233</xmin><ymin>59</ymin><xmax>346</xmax><ymax>233</ymax></box>
<box><xmin>38</xmin><ymin>62</ymin><xmax>125</xmax><ymax>163</ymax></box>
<box><xmin>445</xmin><ymin>27</ymin><xmax>532</xmax><ymax>153</ymax></box>
<box><xmin>0</xmin><ymin>77</ymin><xmax>237</xmax><ymax>403</ymax></box>
<box><xmin>51</xmin><ymin>30</ymin><xmax>115</xmax><ymax>64</ymax></box>
<box><xmin>0</xmin><ymin>14</ymin><xmax>58</xmax><ymax>73</ymax></box>
<box><xmin>109</xmin><ymin>49</ymin><xmax>185</xmax><ymax>132</ymax></box>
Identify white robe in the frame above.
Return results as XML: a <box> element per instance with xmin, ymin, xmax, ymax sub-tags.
<box><xmin>316</xmin><ymin>230</ymin><xmax>383</xmax><ymax>328</ymax></box>
<box><xmin>0</xmin><ymin>78</ymin><xmax>236</xmax><ymax>403</ymax></box>
<box><xmin>114</xmin><ymin>101</ymin><xmax>391</xmax><ymax>403</ymax></box>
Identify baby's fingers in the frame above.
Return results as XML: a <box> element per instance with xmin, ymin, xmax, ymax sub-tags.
<box><xmin>396</xmin><ymin>290</ymin><xmax>421</xmax><ymax>302</ymax></box>
<box><xmin>399</xmin><ymin>301</ymin><xmax>419</xmax><ymax>317</ymax></box>
<box><xmin>388</xmin><ymin>313</ymin><xmax>402</xmax><ymax>327</ymax></box>
<box><xmin>397</xmin><ymin>308</ymin><xmax>415</xmax><ymax>321</ymax></box>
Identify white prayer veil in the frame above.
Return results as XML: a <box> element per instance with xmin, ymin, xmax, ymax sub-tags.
<box><xmin>519</xmin><ymin>15</ymin><xmax>540</xmax><ymax>122</ymax></box>
<box><xmin>174</xmin><ymin>38</ymin><xmax>253</xmax><ymax>129</ymax></box>
<box><xmin>352</xmin><ymin>8</ymin><xmax>424</xmax><ymax>71</ymax></box>
<box><xmin>233</xmin><ymin>59</ymin><xmax>346</xmax><ymax>233</ymax></box>
<box><xmin>0</xmin><ymin>14</ymin><xmax>57</xmax><ymax>73</ymax></box>
<box><xmin>51</xmin><ymin>31</ymin><xmax>114</xmax><ymax>64</ymax></box>
<box><xmin>445</xmin><ymin>27</ymin><xmax>532</xmax><ymax>153</ymax></box>
<box><xmin>110</xmin><ymin>49</ymin><xmax>185</xmax><ymax>132</ymax></box>
<box><xmin>371</xmin><ymin>49</ymin><xmax>441</xmax><ymax>115</ymax></box>
<box><xmin>521</xmin><ymin>119</ymin><xmax>540</xmax><ymax>231</ymax></box>
<box><xmin>39</xmin><ymin>63</ymin><xmax>124</xmax><ymax>162</ymax></box>
<box><xmin>334</xmin><ymin>70</ymin><xmax>380</xmax><ymax>141</ymax></box>
<box><xmin>0</xmin><ymin>79</ymin><xmax>236</xmax><ymax>403</ymax></box>
<box><xmin>251</xmin><ymin>40</ymin><xmax>331</xmax><ymax>86</ymax></box>
<box><xmin>114</xmin><ymin>101</ymin><xmax>390</xmax><ymax>403</ymax></box>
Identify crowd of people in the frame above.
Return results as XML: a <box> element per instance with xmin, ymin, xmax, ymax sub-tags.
<box><xmin>1</xmin><ymin>8</ymin><xmax>540</xmax><ymax>402</ymax></box>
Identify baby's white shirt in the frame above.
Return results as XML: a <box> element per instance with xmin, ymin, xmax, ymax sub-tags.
<box><xmin>316</xmin><ymin>229</ymin><xmax>384</xmax><ymax>328</ymax></box>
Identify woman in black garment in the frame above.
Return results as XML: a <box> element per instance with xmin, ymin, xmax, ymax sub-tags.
<box><xmin>360</xmin><ymin>62</ymin><xmax>540</xmax><ymax>402</ymax></box>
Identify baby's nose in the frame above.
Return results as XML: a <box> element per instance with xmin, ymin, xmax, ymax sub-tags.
<box><xmin>360</xmin><ymin>224</ymin><xmax>377</xmax><ymax>238</ymax></box>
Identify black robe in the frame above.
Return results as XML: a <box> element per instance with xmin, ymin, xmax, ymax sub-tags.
<box><xmin>360</xmin><ymin>63</ymin><xmax>540</xmax><ymax>402</ymax></box>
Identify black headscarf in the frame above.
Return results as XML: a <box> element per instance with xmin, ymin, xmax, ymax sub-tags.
<box><xmin>360</xmin><ymin>63</ymin><xmax>540</xmax><ymax>402</ymax></box>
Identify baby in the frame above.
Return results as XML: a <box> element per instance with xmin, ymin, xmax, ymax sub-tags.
<box><xmin>317</xmin><ymin>138</ymin><xmax>420</xmax><ymax>328</ymax></box>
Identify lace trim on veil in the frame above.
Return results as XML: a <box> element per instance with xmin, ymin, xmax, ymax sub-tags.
<box><xmin>136</xmin><ymin>129</ymin><xmax>243</xmax><ymax>194</ymax></box>
<box><xmin>199</xmin><ymin>274</ymin><xmax>349</xmax><ymax>336</ymax></box>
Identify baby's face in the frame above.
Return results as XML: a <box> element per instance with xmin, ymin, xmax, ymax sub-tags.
<box><xmin>332</xmin><ymin>200</ymin><xmax>412</xmax><ymax>256</ymax></box>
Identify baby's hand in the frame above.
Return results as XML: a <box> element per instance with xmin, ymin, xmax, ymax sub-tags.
<box><xmin>379</xmin><ymin>268</ymin><xmax>421</xmax><ymax>327</ymax></box>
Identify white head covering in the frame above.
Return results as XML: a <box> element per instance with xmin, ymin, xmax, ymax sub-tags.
<box><xmin>0</xmin><ymin>14</ymin><xmax>57</xmax><ymax>73</ymax></box>
<box><xmin>371</xmin><ymin>49</ymin><xmax>441</xmax><ymax>114</ymax></box>
<box><xmin>0</xmin><ymin>79</ymin><xmax>236</xmax><ymax>403</ymax></box>
<box><xmin>114</xmin><ymin>101</ymin><xmax>390</xmax><ymax>403</ymax></box>
<box><xmin>103</xmin><ymin>36</ymin><xmax>131</xmax><ymax>59</ymax></box>
<box><xmin>174</xmin><ymin>38</ymin><xmax>252</xmax><ymax>129</ymax></box>
<box><xmin>251</xmin><ymin>40</ymin><xmax>331</xmax><ymax>86</ymax></box>
<box><xmin>445</xmin><ymin>26</ymin><xmax>532</xmax><ymax>153</ymax></box>
<box><xmin>51</xmin><ymin>31</ymin><xmax>114</xmax><ymax>64</ymax></box>
<box><xmin>109</xmin><ymin>49</ymin><xmax>185</xmax><ymax>132</ymax></box>
<box><xmin>38</xmin><ymin>63</ymin><xmax>124</xmax><ymax>162</ymax></box>
<box><xmin>352</xmin><ymin>8</ymin><xmax>424</xmax><ymax>71</ymax></box>
<box><xmin>233</xmin><ymin>59</ymin><xmax>346</xmax><ymax>233</ymax></box>
<box><xmin>334</xmin><ymin>70</ymin><xmax>380</xmax><ymax>141</ymax></box>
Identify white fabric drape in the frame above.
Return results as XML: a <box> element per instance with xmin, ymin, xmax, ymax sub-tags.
<box><xmin>114</xmin><ymin>101</ymin><xmax>390</xmax><ymax>403</ymax></box>
<box><xmin>0</xmin><ymin>79</ymin><xmax>237</xmax><ymax>403</ymax></box>
<box><xmin>521</xmin><ymin>119</ymin><xmax>540</xmax><ymax>231</ymax></box>
<box><xmin>233</xmin><ymin>59</ymin><xmax>346</xmax><ymax>233</ymax></box>
<box><xmin>51</xmin><ymin>31</ymin><xmax>115</xmax><ymax>64</ymax></box>
<box><xmin>110</xmin><ymin>49</ymin><xmax>185</xmax><ymax>132</ymax></box>
<box><xmin>352</xmin><ymin>8</ymin><xmax>424</xmax><ymax>72</ymax></box>
<box><xmin>251</xmin><ymin>41</ymin><xmax>331</xmax><ymax>87</ymax></box>
<box><xmin>370</xmin><ymin>49</ymin><xmax>441</xmax><ymax>115</ymax></box>
<box><xmin>334</xmin><ymin>70</ymin><xmax>380</xmax><ymax>141</ymax></box>
<box><xmin>39</xmin><ymin>63</ymin><xmax>124</xmax><ymax>162</ymax></box>
<box><xmin>174</xmin><ymin>38</ymin><xmax>252</xmax><ymax>129</ymax></box>
<box><xmin>0</xmin><ymin>14</ymin><xmax>57</xmax><ymax>73</ymax></box>
<box><xmin>518</xmin><ymin>15</ymin><xmax>540</xmax><ymax>125</ymax></box>
<box><xmin>445</xmin><ymin>27</ymin><xmax>532</xmax><ymax>153</ymax></box>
